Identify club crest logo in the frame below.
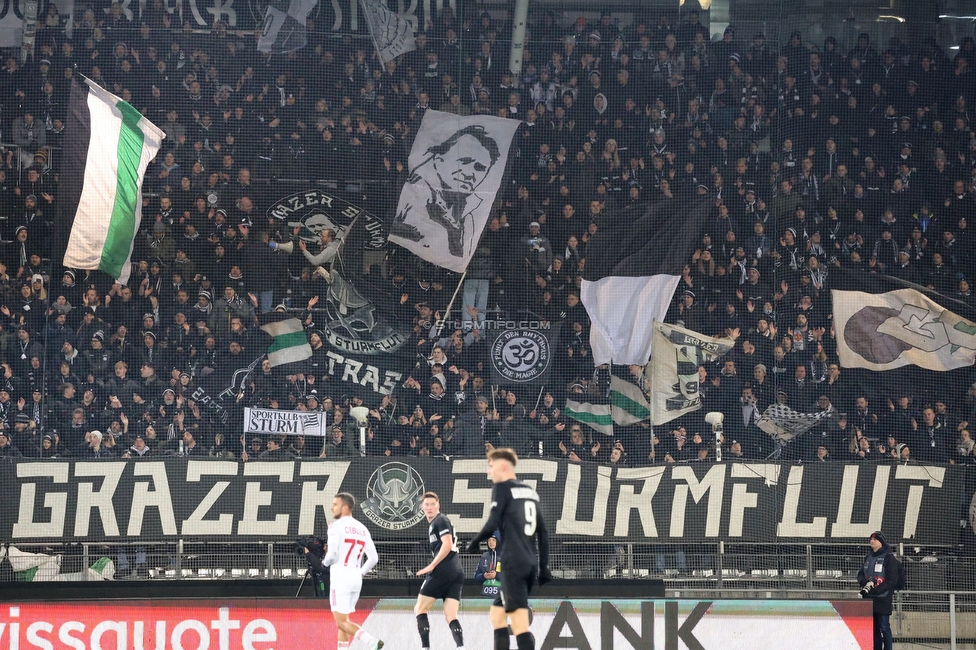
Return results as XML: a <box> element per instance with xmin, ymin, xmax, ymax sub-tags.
<box><xmin>361</xmin><ymin>462</ymin><xmax>425</xmax><ymax>530</ymax></box>
<box><xmin>490</xmin><ymin>330</ymin><xmax>550</xmax><ymax>383</ymax></box>
<box><xmin>267</xmin><ymin>189</ymin><xmax>386</xmax><ymax>249</ymax></box>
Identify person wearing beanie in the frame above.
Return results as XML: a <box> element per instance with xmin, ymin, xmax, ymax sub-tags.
<box><xmin>857</xmin><ymin>531</ymin><xmax>899</xmax><ymax>650</ymax></box>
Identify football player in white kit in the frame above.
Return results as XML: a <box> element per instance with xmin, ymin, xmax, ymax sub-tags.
<box><xmin>307</xmin><ymin>493</ymin><xmax>385</xmax><ymax>650</ymax></box>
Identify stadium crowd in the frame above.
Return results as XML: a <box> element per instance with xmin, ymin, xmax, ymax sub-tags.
<box><xmin>0</xmin><ymin>4</ymin><xmax>973</xmax><ymax>468</ymax></box>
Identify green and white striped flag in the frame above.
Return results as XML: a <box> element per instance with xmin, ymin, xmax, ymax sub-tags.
<box><xmin>565</xmin><ymin>376</ymin><xmax>651</xmax><ymax>435</ymax></box>
<box><xmin>564</xmin><ymin>398</ymin><xmax>613</xmax><ymax>435</ymax></box>
<box><xmin>609</xmin><ymin>375</ymin><xmax>651</xmax><ymax>425</ymax></box>
<box><xmin>260</xmin><ymin>312</ymin><xmax>313</xmax><ymax>367</ymax></box>
<box><xmin>55</xmin><ymin>79</ymin><xmax>165</xmax><ymax>285</ymax></box>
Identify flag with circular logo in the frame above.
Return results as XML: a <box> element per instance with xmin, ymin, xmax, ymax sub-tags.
<box><xmin>489</xmin><ymin>326</ymin><xmax>558</xmax><ymax>387</ymax></box>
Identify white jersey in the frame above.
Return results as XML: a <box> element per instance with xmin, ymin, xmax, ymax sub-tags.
<box><xmin>322</xmin><ymin>515</ymin><xmax>379</xmax><ymax>581</ymax></box>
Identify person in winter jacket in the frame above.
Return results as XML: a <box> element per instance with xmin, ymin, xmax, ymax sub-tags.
<box><xmin>857</xmin><ymin>531</ymin><xmax>899</xmax><ymax>650</ymax></box>
<box><xmin>474</xmin><ymin>532</ymin><xmax>500</xmax><ymax>581</ymax></box>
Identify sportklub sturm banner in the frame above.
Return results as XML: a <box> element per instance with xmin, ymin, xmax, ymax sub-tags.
<box><xmin>0</xmin><ymin>459</ymin><xmax>959</xmax><ymax>545</ymax></box>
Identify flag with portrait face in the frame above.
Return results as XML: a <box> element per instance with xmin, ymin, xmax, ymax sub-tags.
<box><xmin>389</xmin><ymin>110</ymin><xmax>521</xmax><ymax>273</ymax></box>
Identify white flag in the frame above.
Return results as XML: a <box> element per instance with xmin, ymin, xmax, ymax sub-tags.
<box><xmin>833</xmin><ymin>288</ymin><xmax>976</xmax><ymax>371</ymax></box>
<box><xmin>646</xmin><ymin>321</ymin><xmax>735</xmax><ymax>425</ymax></box>
<box><xmin>360</xmin><ymin>0</ymin><xmax>416</xmax><ymax>64</ymax></box>
<box><xmin>389</xmin><ymin>110</ymin><xmax>521</xmax><ymax>272</ymax></box>
<box><xmin>757</xmin><ymin>403</ymin><xmax>834</xmax><ymax>445</ymax></box>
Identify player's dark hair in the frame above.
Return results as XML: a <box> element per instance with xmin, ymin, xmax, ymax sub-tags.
<box><xmin>422</xmin><ymin>491</ymin><xmax>439</xmax><ymax>502</ymax></box>
<box><xmin>487</xmin><ymin>447</ymin><xmax>518</xmax><ymax>466</ymax></box>
<box><xmin>335</xmin><ymin>492</ymin><xmax>355</xmax><ymax>511</ymax></box>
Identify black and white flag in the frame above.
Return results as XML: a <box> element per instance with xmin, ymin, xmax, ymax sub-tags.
<box><xmin>257</xmin><ymin>0</ymin><xmax>317</xmax><ymax>54</ymax></box>
<box><xmin>580</xmin><ymin>199</ymin><xmax>713</xmax><ymax>366</ymax></box>
<box><xmin>389</xmin><ymin>110</ymin><xmax>521</xmax><ymax>273</ymax></box>
<box><xmin>360</xmin><ymin>0</ymin><xmax>416</xmax><ymax>64</ymax></box>
<box><xmin>757</xmin><ymin>403</ymin><xmax>834</xmax><ymax>445</ymax></box>
<box><xmin>489</xmin><ymin>325</ymin><xmax>558</xmax><ymax>388</ymax></box>
<box><xmin>647</xmin><ymin>321</ymin><xmax>735</xmax><ymax>425</ymax></box>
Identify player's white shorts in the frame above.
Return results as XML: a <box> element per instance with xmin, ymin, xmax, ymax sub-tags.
<box><xmin>330</xmin><ymin>584</ymin><xmax>362</xmax><ymax>614</ymax></box>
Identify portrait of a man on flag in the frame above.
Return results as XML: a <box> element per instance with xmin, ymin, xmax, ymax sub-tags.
<box><xmin>390</xmin><ymin>125</ymin><xmax>500</xmax><ymax>259</ymax></box>
<box><xmin>388</xmin><ymin>110</ymin><xmax>521</xmax><ymax>273</ymax></box>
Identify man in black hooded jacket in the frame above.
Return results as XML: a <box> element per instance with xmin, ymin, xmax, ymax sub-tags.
<box><xmin>857</xmin><ymin>531</ymin><xmax>899</xmax><ymax>650</ymax></box>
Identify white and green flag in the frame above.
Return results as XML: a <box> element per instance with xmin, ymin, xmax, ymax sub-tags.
<box><xmin>55</xmin><ymin>78</ymin><xmax>165</xmax><ymax>285</ymax></box>
<box><xmin>565</xmin><ymin>376</ymin><xmax>650</xmax><ymax>435</ymax></box>
<box><xmin>260</xmin><ymin>312</ymin><xmax>313</xmax><ymax>367</ymax></box>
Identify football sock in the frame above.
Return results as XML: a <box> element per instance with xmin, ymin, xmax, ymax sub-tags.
<box><xmin>449</xmin><ymin>619</ymin><xmax>464</xmax><ymax>648</ymax></box>
<box><xmin>516</xmin><ymin>632</ymin><xmax>535</xmax><ymax>650</ymax></box>
<box><xmin>338</xmin><ymin>642</ymin><xmax>349</xmax><ymax>650</ymax></box>
<box><xmin>494</xmin><ymin>627</ymin><xmax>510</xmax><ymax>650</ymax></box>
<box><xmin>416</xmin><ymin>613</ymin><xmax>430</xmax><ymax>649</ymax></box>
<box><xmin>353</xmin><ymin>628</ymin><xmax>377</xmax><ymax>645</ymax></box>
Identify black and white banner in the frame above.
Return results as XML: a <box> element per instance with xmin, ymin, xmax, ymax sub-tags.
<box><xmin>256</xmin><ymin>0</ymin><xmax>317</xmax><ymax>53</ymax></box>
<box><xmin>244</xmin><ymin>407</ymin><xmax>328</xmax><ymax>437</ymax></box>
<box><xmin>647</xmin><ymin>321</ymin><xmax>735</xmax><ymax>425</ymax></box>
<box><xmin>320</xmin><ymin>345</ymin><xmax>410</xmax><ymax>398</ymax></box>
<box><xmin>389</xmin><ymin>111</ymin><xmax>521</xmax><ymax>272</ymax></box>
<box><xmin>0</xmin><ymin>459</ymin><xmax>958</xmax><ymax>545</ymax></box>
<box><xmin>359</xmin><ymin>0</ymin><xmax>416</xmax><ymax>64</ymax></box>
<box><xmin>489</xmin><ymin>325</ymin><xmax>558</xmax><ymax>388</ymax></box>
<box><xmin>757</xmin><ymin>403</ymin><xmax>834</xmax><ymax>445</ymax></box>
<box><xmin>267</xmin><ymin>187</ymin><xmax>386</xmax><ymax>250</ymax></box>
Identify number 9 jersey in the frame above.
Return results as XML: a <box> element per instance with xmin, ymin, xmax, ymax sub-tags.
<box><xmin>488</xmin><ymin>479</ymin><xmax>549</xmax><ymax>573</ymax></box>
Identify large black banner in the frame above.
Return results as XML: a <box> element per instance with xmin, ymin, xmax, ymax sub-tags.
<box><xmin>0</xmin><ymin>459</ymin><xmax>960</xmax><ymax>545</ymax></box>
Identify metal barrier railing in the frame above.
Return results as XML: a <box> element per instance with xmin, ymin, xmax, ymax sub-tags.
<box><xmin>5</xmin><ymin>540</ymin><xmax>966</xmax><ymax>644</ymax></box>
<box><xmin>4</xmin><ymin>540</ymin><xmax>966</xmax><ymax>583</ymax></box>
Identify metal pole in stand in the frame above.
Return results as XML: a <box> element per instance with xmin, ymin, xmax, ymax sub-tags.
<box><xmin>508</xmin><ymin>0</ymin><xmax>530</xmax><ymax>81</ymax></box>
<box><xmin>436</xmin><ymin>270</ymin><xmax>468</xmax><ymax>338</ymax></box>
<box><xmin>534</xmin><ymin>385</ymin><xmax>545</xmax><ymax>457</ymax></box>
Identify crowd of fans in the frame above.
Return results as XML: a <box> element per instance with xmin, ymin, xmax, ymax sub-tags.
<box><xmin>0</xmin><ymin>5</ymin><xmax>974</xmax><ymax>469</ymax></box>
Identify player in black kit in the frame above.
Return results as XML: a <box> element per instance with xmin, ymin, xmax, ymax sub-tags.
<box><xmin>465</xmin><ymin>448</ymin><xmax>551</xmax><ymax>650</ymax></box>
<box><xmin>415</xmin><ymin>492</ymin><xmax>466</xmax><ymax>650</ymax></box>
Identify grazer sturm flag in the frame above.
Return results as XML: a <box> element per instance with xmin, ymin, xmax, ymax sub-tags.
<box><xmin>833</xmin><ymin>285</ymin><xmax>976</xmax><ymax>371</ymax></box>
<box><xmin>757</xmin><ymin>403</ymin><xmax>834</xmax><ymax>446</ymax></box>
<box><xmin>580</xmin><ymin>199</ymin><xmax>713</xmax><ymax>367</ymax></box>
<box><xmin>55</xmin><ymin>79</ymin><xmax>165</xmax><ymax>285</ymax></box>
<box><xmin>360</xmin><ymin>0</ymin><xmax>416</xmax><ymax>64</ymax></box>
<box><xmin>565</xmin><ymin>376</ymin><xmax>650</xmax><ymax>436</ymax></box>
<box><xmin>389</xmin><ymin>110</ymin><xmax>521</xmax><ymax>273</ymax></box>
<box><xmin>646</xmin><ymin>321</ymin><xmax>735</xmax><ymax>425</ymax></box>
<box><xmin>257</xmin><ymin>0</ymin><xmax>317</xmax><ymax>53</ymax></box>
<box><xmin>260</xmin><ymin>311</ymin><xmax>313</xmax><ymax>367</ymax></box>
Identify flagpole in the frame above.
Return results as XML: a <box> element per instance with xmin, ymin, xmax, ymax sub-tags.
<box><xmin>533</xmin><ymin>386</ymin><xmax>545</xmax><ymax>411</ymax></box>
<box><xmin>437</xmin><ymin>270</ymin><xmax>467</xmax><ymax>337</ymax></box>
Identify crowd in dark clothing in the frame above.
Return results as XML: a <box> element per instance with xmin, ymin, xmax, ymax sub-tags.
<box><xmin>0</xmin><ymin>5</ymin><xmax>974</xmax><ymax>469</ymax></box>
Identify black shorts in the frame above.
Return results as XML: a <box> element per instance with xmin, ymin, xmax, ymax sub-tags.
<box><xmin>420</xmin><ymin>561</ymin><xmax>465</xmax><ymax>601</ymax></box>
<box><xmin>493</xmin><ymin>564</ymin><xmax>537</xmax><ymax>613</ymax></box>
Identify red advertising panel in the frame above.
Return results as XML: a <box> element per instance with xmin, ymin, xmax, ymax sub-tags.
<box><xmin>0</xmin><ymin>598</ymin><xmax>872</xmax><ymax>650</ymax></box>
